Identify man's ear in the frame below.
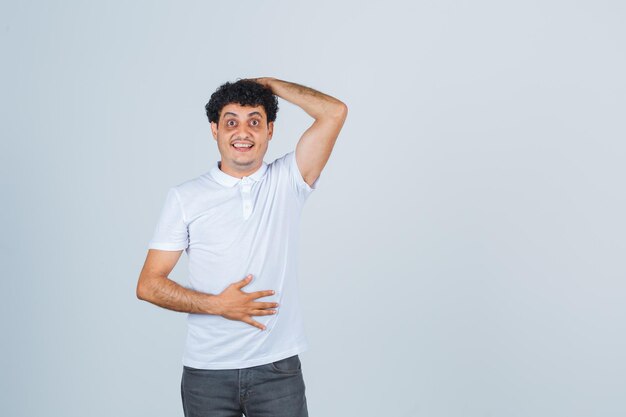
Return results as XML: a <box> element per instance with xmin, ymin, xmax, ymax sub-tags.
<box><xmin>268</xmin><ymin>121</ymin><xmax>274</xmax><ymax>141</ymax></box>
<box><xmin>210</xmin><ymin>121</ymin><xmax>218</xmax><ymax>140</ymax></box>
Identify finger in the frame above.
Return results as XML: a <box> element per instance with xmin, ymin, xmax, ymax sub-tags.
<box><xmin>251</xmin><ymin>290</ymin><xmax>275</xmax><ymax>299</ymax></box>
<box><xmin>234</xmin><ymin>274</ymin><xmax>253</xmax><ymax>289</ymax></box>
<box><xmin>242</xmin><ymin>316</ymin><xmax>266</xmax><ymax>331</ymax></box>
<box><xmin>251</xmin><ymin>301</ymin><xmax>279</xmax><ymax>309</ymax></box>
<box><xmin>251</xmin><ymin>309</ymin><xmax>277</xmax><ymax>316</ymax></box>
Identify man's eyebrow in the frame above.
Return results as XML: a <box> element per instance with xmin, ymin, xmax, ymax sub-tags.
<box><xmin>222</xmin><ymin>111</ymin><xmax>263</xmax><ymax>118</ymax></box>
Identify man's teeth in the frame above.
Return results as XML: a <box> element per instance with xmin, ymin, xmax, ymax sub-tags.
<box><xmin>233</xmin><ymin>143</ymin><xmax>253</xmax><ymax>148</ymax></box>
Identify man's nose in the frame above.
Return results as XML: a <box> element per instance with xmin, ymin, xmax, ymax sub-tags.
<box><xmin>235</xmin><ymin>124</ymin><xmax>252</xmax><ymax>138</ymax></box>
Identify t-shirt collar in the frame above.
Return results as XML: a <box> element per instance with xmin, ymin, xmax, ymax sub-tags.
<box><xmin>209</xmin><ymin>160</ymin><xmax>268</xmax><ymax>187</ymax></box>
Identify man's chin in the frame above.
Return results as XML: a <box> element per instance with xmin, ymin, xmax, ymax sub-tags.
<box><xmin>229</xmin><ymin>155</ymin><xmax>259</xmax><ymax>167</ymax></box>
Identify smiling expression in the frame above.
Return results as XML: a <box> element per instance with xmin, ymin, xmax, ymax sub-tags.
<box><xmin>210</xmin><ymin>103</ymin><xmax>274</xmax><ymax>178</ymax></box>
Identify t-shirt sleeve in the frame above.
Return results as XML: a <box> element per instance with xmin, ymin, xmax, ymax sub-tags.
<box><xmin>286</xmin><ymin>150</ymin><xmax>321</xmax><ymax>203</ymax></box>
<box><xmin>148</xmin><ymin>187</ymin><xmax>189</xmax><ymax>251</ymax></box>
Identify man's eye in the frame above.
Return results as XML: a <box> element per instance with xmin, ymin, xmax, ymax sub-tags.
<box><xmin>251</xmin><ymin>120</ymin><xmax>259</xmax><ymax>126</ymax></box>
<box><xmin>227</xmin><ymin>120</ymin><xmax>236</xmax><ymax>127</ymax></box>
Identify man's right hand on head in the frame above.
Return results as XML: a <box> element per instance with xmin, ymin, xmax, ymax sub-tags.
<box><xmin>215</xmin><ymin>274</ymin><xmax>278</xmax><ymax>331</ymax></box>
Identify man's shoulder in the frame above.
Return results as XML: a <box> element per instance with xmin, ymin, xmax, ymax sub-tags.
<box><xmin>170</xmin><ymin>171</ymin><xmax>213</xmax><ymax>201</ymax></box>
<box><xmin>267</xmin><ymin>150</ymin><xmax>295</xmax><ymax>172</ymax></box>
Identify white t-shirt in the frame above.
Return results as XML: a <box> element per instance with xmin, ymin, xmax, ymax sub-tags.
<box><xmin>148</xmin><ymin>150</ymin><xmax>319</xmax><ymax>369</ymax></box>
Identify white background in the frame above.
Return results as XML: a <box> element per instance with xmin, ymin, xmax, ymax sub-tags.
<box><xmin>2</xmin><ymin>1</ymin><xmax>625</xmax><ymax>416</ymax></box>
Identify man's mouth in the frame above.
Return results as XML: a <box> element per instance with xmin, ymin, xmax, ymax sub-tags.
<box><xmin>232</xmin><ymin>143</ymin><xmax>254</xmax><ymax>152</ymax></box>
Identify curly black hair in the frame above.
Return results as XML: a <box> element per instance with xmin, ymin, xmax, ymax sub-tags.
<box><xmin>205</xmin><ymin>79</ymin><xmax>279</xmax><ymax>125</ymax></box>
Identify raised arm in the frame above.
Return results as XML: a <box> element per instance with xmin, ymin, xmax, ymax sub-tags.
<box><xmin>136</xmin><ymin>249</ymin><xmax>279</xmax><ymax>330</ymax></box>
<box><xmin>250</xmin><ymin>77</ymin><xmax>348</xmax><ymax>187</ymax></box>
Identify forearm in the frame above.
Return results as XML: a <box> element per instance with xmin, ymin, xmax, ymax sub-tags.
<box><xmin>260</xmin><ymin>78</ymin><xmax>347</xmax><ymax>120</ymax></box>
<box><xmin>137</xmin><ymin>273</ymin><xmax>221</xmax><ymax>315</ymax></box>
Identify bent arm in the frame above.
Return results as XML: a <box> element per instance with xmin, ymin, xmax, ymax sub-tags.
<box><xmin>254</xmin><ymin>77</ymin><xmax>347</xmax><ymax>120</ymax></box>
<box><xmin>250</xmin><ymin>77</ymin><xmax>348</xmax><ymax>187</ymax></box>
<box><xmin>136</xmin><ymin>249</ymin><xmax>221</xmax><ymax>315</ymax></box>
<box><xmin>137</xmin><ymin>249</ymin><xmax>279</xmax><ymax>329</ymax></box>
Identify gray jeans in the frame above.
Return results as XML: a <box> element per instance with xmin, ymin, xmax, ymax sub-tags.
<box><xmin>181</xmin><ymin>354</ymin><xmax>309</xmax><ymax>417</ymax></box>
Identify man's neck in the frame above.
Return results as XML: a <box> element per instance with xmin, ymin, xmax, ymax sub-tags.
<box><xmin>218</xmin><ymin>160</ymin><xmax>262</xmax><ymax>179</ymax></box>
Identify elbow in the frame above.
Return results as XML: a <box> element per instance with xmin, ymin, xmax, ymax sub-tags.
<box><xmin>333</xmin><ymin>101</ymin><xmax>348</xmax><ymax>120</ymax></box>
<box><xmin>340</xmin><ymin>101</ymin><xmax>348</xmax><ymax>114</ymax></box>
<box><xmin>314</xmin><ymin>101</ymin><xmax>348</xmax><ymax>122</ymax></box>
<box><xmin>136</xmin><ymin>283</ymin><xmax>146</xmax><ymax>301</ymax></box>
<box><xmin>136</xmin><ymin>276</ymin><xmax>151</xmax><ymax>301</ymax></box>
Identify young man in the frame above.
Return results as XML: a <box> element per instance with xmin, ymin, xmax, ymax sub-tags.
<box><xmin>136</xmin><ymin>78</ymin><xmax>347</xmax><ymax>417</ymax></box>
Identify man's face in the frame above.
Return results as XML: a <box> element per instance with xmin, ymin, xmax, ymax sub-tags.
<box><xmin>210</xmin><ymin>103</ymin><xmax>274</xmax><ymax>175</ymax></box>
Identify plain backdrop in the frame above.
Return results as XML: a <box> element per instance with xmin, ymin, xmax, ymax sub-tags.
<box><xmin>2</xmin><ymin>1</ymin><xmax>625</xmax><ymax>416</ymax></box>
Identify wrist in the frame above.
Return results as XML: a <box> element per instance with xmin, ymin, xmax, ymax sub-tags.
<box><xmin>203</xmin><ymin>293</ymin><xmax>223</xmax><ymax>316</ymax></box>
